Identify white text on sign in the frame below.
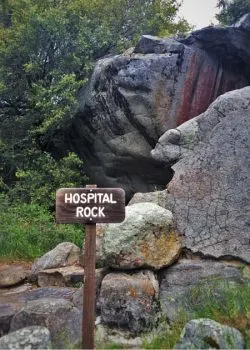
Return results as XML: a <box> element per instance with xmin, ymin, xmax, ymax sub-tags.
<box><xmin>64</xmin><ymin>192</ymin><xmax>117</xmax><ymax>204</ymax></box>
<box><xmin>64</xmin><ymin>192</ymin><xmax>118</xmax><ymax>219</ymax></box>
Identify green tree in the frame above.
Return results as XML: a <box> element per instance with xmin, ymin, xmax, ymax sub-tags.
<box><xmin>0</xmin><ymin>0</ymin><xmax>190</xmax><ymax>207</ymax></box>
<box><xmin>216</xmin><ymin>0</ymin><xmax>250</xmax><ymax>25</ymax></box>
<box><xmin>10</xmin><ymin>150</ymin><xmax>88</xmax><ymax>208</ymax></box>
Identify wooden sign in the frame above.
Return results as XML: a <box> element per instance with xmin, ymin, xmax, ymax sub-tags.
<box><xmin>56</xmin><ymin>187</ymin><xmax>125</xmax><ymax>224</ymax></box>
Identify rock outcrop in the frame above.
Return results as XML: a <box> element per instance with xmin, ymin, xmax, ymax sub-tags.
<box><xmin>152</xmin><ymin>87</ymin><xmax>250</xmax><ymax>262</ymax></box>
<box><xmin>66</xmin><ymin>16</ymin><xmax>250</xmax><ymax>197</ymax></box>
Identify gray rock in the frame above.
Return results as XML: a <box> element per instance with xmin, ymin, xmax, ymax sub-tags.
<box><xmin>0</xmin><ymin>326</ymin><xmax>51</xmax><ymax>349</ymax></box>
<box><xmin>37</xmin><ymin>265</ymin><xmax>84</xmax><ymax>287</ymax></box>
<box><xmin>151</xmin><ymin>118</ymin><xmax>199</xmax><ymax>163</ymax></box>
<box><xmin>175</xmin><ymin>319</ymin><xmax>245</xmax><ymax>349</ymax></box>
<box><xmin>20</xmin><ymin>287</ymin><xmax>76</xmax><ymax>302</ymax></box>
<box><xmin>99</xmin><ymin>270</ymin><xmax>159</xmax><ymax>334</ymax></box>
<box><xmin>0</xmin><ymin>287</ymin><xmax>76</xmax><ymax>336</ymax></box>
<box><xmin>10</xmin><ymin>298</ymin><xmax>81</xmax><ymax>349</ymax></box>
<box><xmin>1</xmin><ymin>283</ymin><xmax>33</xmax><ymax>295</ymax></box>
<box><xmin>0</xmin><ymin>304</ymin><xmax>17</xmax><ymax>337</ymax></box>
<box><xmin>128</xmin><ymin>189</ymin><xmax>170</xmax><ymax>208</ymax></box>
<box><xmin>153</xmin><ymin>87</ymin><xmax>250</xmax><ymax>262</ymax></box>
<box><xmin>65</xmin><ymin>22</ymin><xmax>250</xmax><ymax>198</ymax></box>
<box><xmin>134</xmin><ymin>35</ymin><xmax>185</xmax><ymax>54</ymax></box>
<box><xmin>30</xmin><ymin>242</ymin><xmax>80</xmax><ymax>281</ymax></box>
<box><xmin>100</xmin><ymin>202</ymin><xmax>181</xmax><ymax>270</ymax></box>
<box><xmin>159</xmin><ymin>259</ymin><xmax>247</xmax><ymax>322</ymax></box>
<box><xmin>95</xmin><ymin>324</ymin><xmax>143</xmax><ymax>348</ymax></box>
<box><xmin>0</xmin><ymin>266</ymin><xmax>28</xmax><ymax>288</ymax></box>
<box><xmin>71</xmin><ymin>267</ymin><xmax>109</xmax><ymax>308</ymax></box>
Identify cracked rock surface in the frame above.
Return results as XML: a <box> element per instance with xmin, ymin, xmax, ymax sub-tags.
<box><xmin>152</xmin><ymin>87</ymin><xmax>250</xmax><ymax>262</ymax></box>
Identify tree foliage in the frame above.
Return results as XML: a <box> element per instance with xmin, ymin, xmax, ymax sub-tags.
<box><xmin>216</xmin><ymin>0</ymin><xmax>250</xmax><ymax>25</ymax></box>
<box><xmin>0</xmin><ymin>0</ymin><xmax>190</xmax><ymax>208</ymax></box>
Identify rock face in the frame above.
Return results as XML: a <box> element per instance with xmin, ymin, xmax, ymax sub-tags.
<box><xmin>159</xmin><ymin>259</ymin><xmax>247</xmax><ymax>322</ymax></box>
<box><xmin>175</xmin><ymin>319</ymin><xmax>245</xmax><ymax>349</ymax></box>
<box><xmin>0</xmin><ymin>266</ymin><xmax>28</xmax><ymax>288</ymax></box>
<box><xmin>99</xmin><ymin>270</ymin><xmax>159</xmax><ymax>334</ymax></box>
<box><xmin>10</xmin><ymin>298</ymin><xmax>81</xmax><ymax>348</ymax></box>
<box><xmin>152</xmin><ymin>87</ymin><xmax>250</xmax><ymax>262</ymax></box>
<box><xmin>99</xmin><ymin>202</ymin><xmax>181</xmax><ymax>270</ymax></box>
<box><xmin>30</xmin><ymin>242</ymin><xmax>80</xmax><ymax>280</ymax></box>
<box><xmin>0</xmin><ymin>326</ymin><xmax>51</xmax><ymax>349</ymax></box>
<box><xmin>66</xmin><ymin>17</ymin><xmax>250</xmax><ymax>197</ymax></box>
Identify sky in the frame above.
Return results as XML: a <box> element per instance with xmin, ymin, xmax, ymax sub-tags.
<box><xmin>178</xmin><ymin>0</ymin><xmax>219</xmax><ymax>29</ymax></box>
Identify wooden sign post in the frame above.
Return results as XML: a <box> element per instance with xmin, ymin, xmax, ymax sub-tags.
<box><xmin>56</xmin><ymin>185</ymin><xmax>125</xmax><ymax>349</ymax></box>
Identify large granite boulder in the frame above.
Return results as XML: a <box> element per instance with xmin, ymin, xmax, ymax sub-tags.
<box><xmin>10</xmin><ymin>298</ymin><xmax>81</xmax><ymax>349</ymax></box>
<box><xmin>0</xmin><ymin>326</ymin><xmax>51</xmax><ymax>349</ymax></box>
<box><xmin>99</xmin><ymin>202</ymin><xmax>181</xmax><ymax>270</ymax></box>
<box><xmin>30</xmin><ymin>242</ymin><xmax>80</xmax><ymax>281</ymax></box>
<box><xmin>175</xmin><ymin>319</ymin><xmax>245</xmax><ymax>349</ymax></box>
<box><xmin>152</xmin><ymin>87</ymin><xmax>250</xmax><ymax>262</ymax></box>
<box><xmin>99</xmin><ymin>270</ymin><xmax>159</xmax><ymax>334</ymax></box>
<box><xmin>64</xmin><ymin>17</ymin><xmax>250</xmax><ymax>198</ymax></box>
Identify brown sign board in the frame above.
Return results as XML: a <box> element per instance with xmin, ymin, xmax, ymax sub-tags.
<box><xmin>56</xmin><ymin>188</ymin><xmax>125</xmax><ymax>224</ymax></box>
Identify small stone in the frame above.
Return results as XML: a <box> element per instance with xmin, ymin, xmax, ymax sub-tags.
<box><xmin>0</xmin><ymin>326</ymin><xmax>51</xmax><ymax>349</ymax></box>
<box><xmin>30</xmin><ymin>242</ymin><xmax>80</xmax><ymax>281</ymax></box>
<box><xmin>175</xmin><ymin>319</ymin><xmax>245</xmax><ymax>349</ymax></box>
<box><xmin>37</xmin><ymin>265</ymin><xmax>84</xmax><ymax>287</ymax></box>
<box><xmin>0</xmin><ymin>266</ymin><xmax>28</xmax><ymax>288</ymax></box>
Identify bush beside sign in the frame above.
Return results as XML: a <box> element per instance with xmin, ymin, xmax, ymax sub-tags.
<box><xmin>56</xmin><ymin>188</ymin><xmax>125</xmax><ymax>224</ymax></box>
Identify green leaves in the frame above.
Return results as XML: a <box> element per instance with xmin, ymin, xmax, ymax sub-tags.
<box><xmin>0</xmin><ymin>0</ymin><xmax>190</xmax><ymax>210</ymax></box>
<box><xmin>216</xmin><ymin>0</ymin><xmax>250</xmax><ymax>25</ymax></box>
<box><xmin>11</xmin><ymin>150</ymin><xmax>88</xmax><ymax>208</ymax></box>
<box><xmin>0</xmin><ymin>196</ymin><xmax>83</xmax><ymax>259</ymax></box>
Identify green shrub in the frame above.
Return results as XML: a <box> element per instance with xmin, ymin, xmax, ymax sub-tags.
<box><xmin>143</xmin><ymin>281</ymin><xmax>250</xmax><ymax>349</ymax></box>
<box><xmin>0</xmin><ymin>195</ymin><xmax>83</xmax><ymax>260</ymax></box>
<box><xmin>9</xmin><ymin>151</ymin><xmax>88</xmax><ymax>209</ymax></box>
